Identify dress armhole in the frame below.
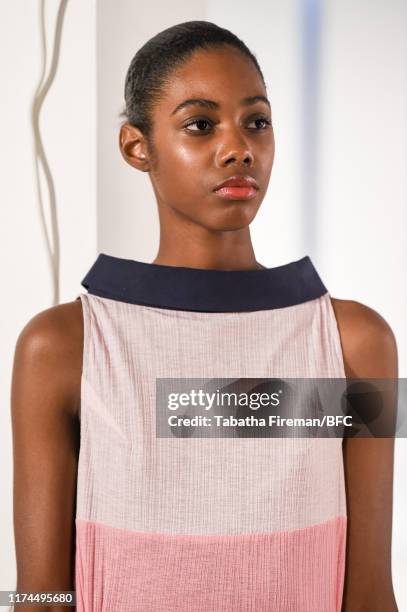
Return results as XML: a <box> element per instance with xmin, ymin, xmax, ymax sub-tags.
<box><xmin>75</xmin><ymin>293</ymin><xmax>91</xmax><ymax>422</ymax></box>
<box><xmin>324</xmin><ymin>292</ymin><xmax>347</xmax><ymax>379</ymax></box>
<box><xmin>318</xmin><ymin>293</ymin><xmax>349</xmax><ymax>443</ymax></box>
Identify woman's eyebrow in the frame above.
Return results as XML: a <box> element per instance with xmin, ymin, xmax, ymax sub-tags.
<box><xmin>170</xmin><ymin>95</ymin><xmax>270</xmax><ymax>116</ymax></box>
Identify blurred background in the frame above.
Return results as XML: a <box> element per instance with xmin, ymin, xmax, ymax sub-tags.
<box><xmin>1</xmin><ymin>0</ymin><xmax>406</xmax><ymax>606</ymax></box>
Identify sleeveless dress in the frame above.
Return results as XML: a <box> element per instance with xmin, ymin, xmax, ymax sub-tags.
<box><xmin>74</xmin><ymin>253</ymin><xmax>347</xmax><ymax>612</ymax></box>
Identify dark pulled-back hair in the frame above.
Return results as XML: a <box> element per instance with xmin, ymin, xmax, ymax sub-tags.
<box><xmin>119</xmin><ymin>20</ymin><xmax>265</xmax><ymax>143</ymax></box>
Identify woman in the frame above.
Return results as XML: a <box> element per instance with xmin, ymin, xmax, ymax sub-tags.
<box><xmin>11</xmin><ymin>20</ymin><xmax>398</xmax><ymax>611</ymax></box>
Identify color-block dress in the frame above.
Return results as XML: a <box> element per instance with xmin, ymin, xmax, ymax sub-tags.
<box><xmin>74</xmin><ymin>253</ymin><xmax>347</xmax><ymax>612</ymax></box>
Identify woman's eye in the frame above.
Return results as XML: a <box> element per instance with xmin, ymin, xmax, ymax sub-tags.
<box><xmin>184</xmin><ymin>119</ymin><xmax>212</xmax><ymax>132</ymax></box>
<box><xmin>248</xmin><ymin>117</ymin><xmax>272</xmax><ymax>130</ymax></box>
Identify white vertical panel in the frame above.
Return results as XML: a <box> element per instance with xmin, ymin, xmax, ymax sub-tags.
<box><xmin>318</xmin><ymin>0</ymin><xmax>407</xmax><ymax>371</ymax></box>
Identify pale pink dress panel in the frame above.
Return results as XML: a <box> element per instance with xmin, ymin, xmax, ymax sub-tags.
<box><xmin>75</xmin><ymin>292</ymin><xmax>347</xmax><ymax>611</ymax></box>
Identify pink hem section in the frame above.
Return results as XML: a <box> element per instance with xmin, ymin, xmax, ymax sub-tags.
<box><xmin>75</xmin><ymin>515</ymin><xmax>347</xmax><ymax>612</ymax></box>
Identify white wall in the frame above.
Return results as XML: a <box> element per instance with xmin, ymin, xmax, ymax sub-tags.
<box><xmin>318</xmin><ymin>0</ymin><xmax>407</xmax><ymax>370</ymax></box>
<box><xmin>0</xmin><ymin>0</ymin><xmax>96</xmax><ymax>592</ymax></box>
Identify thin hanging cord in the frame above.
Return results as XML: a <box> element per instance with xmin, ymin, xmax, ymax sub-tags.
<box><xmin>30</xmin><ymin>0</ymin><xmax>68</xmax><ymax>305</ymax></box>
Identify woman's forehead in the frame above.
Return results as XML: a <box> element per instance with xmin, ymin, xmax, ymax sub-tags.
<box><xmin>170</xmin><ymin>46</ymin><xmax>260</xmax><ymax>83</ymax></box>
<box><xmin>158</xmin><ymin>49</ymin><xmax>266</xmax><ymax>111</ymax></box>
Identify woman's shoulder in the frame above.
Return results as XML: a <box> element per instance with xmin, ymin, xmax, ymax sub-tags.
<box><xmin>329</xmin><ymin>297</ymin><xmax>398</xmax><ymax>377</ymax></box>
<box><xmin>12</xmin><ymin>299</ymin><xmax>83</xmax><ymax>419</ymax></box>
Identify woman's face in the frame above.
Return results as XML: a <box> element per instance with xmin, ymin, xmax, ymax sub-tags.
<box><xmin>130</xmin><ymin>45</ymin><xmax>274</xmax><ymax>231</ymax></box>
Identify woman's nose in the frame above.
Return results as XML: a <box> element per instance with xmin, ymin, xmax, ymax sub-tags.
<box><xmin>216</xmin><ymin>141</ymin><xmax>254</xmax><ymax>167</ymax></box>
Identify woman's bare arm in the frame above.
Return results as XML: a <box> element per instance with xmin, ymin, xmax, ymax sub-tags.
<box><xmin>11</xmin><ymin>300</ymin><xmax>83</xmax><ymax>611</ymax></box>
<box><xmin>332</xmin><ymin>298</ymin><xmax>399</xmax><ymax>612</ymax></box>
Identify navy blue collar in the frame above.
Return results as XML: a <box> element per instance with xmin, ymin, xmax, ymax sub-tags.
<box><xmin>80</xmin><ymin>252</ymin><xmax>327</xmax><ymax>312</ymax></box>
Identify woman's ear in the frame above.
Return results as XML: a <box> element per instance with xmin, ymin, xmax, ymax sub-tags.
<box><xmin>118</xmin><ymin>122</ymin><xmax>150</xmax><ymax>171</ymax></box>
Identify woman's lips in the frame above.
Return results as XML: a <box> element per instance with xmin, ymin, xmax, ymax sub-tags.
<box><xmin>213</xmin><ymin>175</ymin><xmax>259</xmax><ymax>200</ymax></box>
<box><xmin>213</xmin><ymin>186</ymin><xmax>258</xmax><ymax>200</ymax></box>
